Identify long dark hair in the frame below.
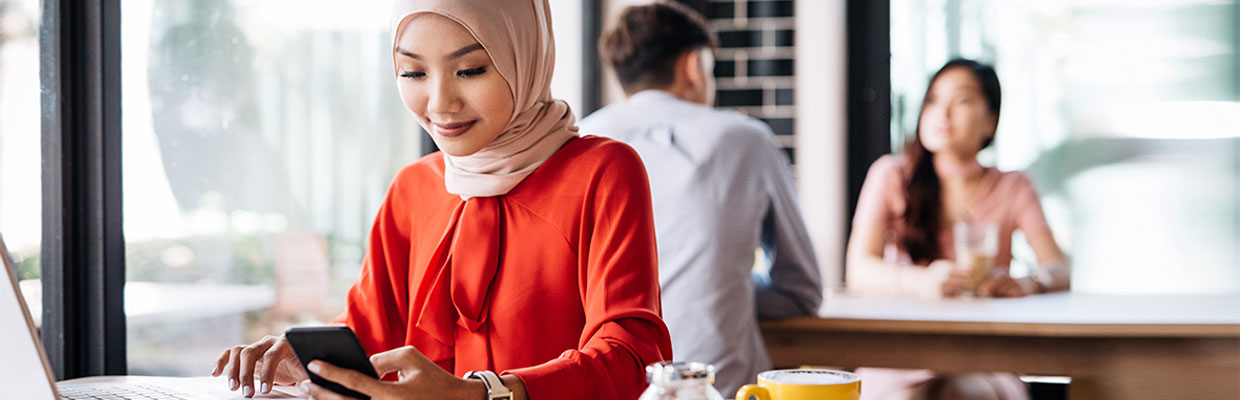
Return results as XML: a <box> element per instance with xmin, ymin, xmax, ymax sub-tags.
<box><xmin>902</xmin><ymin>59</ymin><xmax>1002</xmax><ymax>264</ymax></box>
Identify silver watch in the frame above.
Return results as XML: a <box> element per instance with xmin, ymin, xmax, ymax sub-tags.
<box><xmin>463</xmin><ymin>370</ymin><xmax>513</xmax><ymax>400</ymax></box>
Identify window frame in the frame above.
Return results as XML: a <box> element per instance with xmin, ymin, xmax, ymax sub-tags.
<box><xmin>844</xmin><ymin>0</ymin><xmax>892</xmax><ymax>279</ymax></box>
<box><xmin>582</xmin><ymin>0</ymin><xmax>603</xmax><ymax>115</ymax></box>
<box><xmin>39</xmin><ymin>0</ymin><xmax>127</xmax><ymax>379</ymax></box>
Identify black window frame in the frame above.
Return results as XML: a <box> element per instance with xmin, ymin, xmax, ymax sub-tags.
<box><xmin>844</xmin><ymin>0</ymin><xmax>892</xmax><ymax>277</ymax></box>
<box><xmin>582</xmin><ymin>0</ymin><xmax>603</xmax><ymax>115</ymax></box>
<box><xmin>39</xmin><ymin>0</ymin><xmax>127</xmax><ymax>379</ymax></box>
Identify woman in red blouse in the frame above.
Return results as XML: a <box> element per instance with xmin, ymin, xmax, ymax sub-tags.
<box><xmin>210</xmin><ymin>1</ymin><xmax>673</xmax><ymax>399</ymax></box>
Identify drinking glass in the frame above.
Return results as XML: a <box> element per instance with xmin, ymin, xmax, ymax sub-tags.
<box><xmin>954</xmin><ymin>222</ymin><xmax>998</xmax><ymax>296</ymax></box>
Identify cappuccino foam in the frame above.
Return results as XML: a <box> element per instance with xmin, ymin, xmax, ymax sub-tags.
<box><xmin>761</xmin><ymin>370</ymin><xmax>859</xmax><ymax>385</ymax></box>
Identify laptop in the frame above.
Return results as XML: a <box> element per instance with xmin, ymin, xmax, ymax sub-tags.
<box><xmin>0</xmin><ymin>236</ymin><xmax>303</xmax><ymax>399</ymax></box>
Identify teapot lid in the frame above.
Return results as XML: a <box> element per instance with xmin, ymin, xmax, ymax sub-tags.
<box><xmin>646</xmin><ymin>361</ymin><xmax>716</xmax><ymax>385</ymax></box>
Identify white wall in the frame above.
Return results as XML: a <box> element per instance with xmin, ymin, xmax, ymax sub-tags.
<box><xmin>548</xmin><ymin>0</ymin><xmax>584</xmax><ymax>114</ymax></box>
<box><xmin>795</xmin><ymin>0</ymin><xmax>849</xmax><ymax>292</ymax></box>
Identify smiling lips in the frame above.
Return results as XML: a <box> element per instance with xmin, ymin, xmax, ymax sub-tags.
<box><xmin>432</xmin><ymin>120</ymin><xmax>477</xmax><ymax>137</ymax></box>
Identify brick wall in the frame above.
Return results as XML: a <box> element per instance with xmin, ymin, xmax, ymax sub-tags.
<box><xmin>705</xmin><ymin>0</ymin><xmax>797</xmax><ymax>164</ymax></box>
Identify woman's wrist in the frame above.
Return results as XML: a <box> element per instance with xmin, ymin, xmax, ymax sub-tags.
<box><xmin>916</xmin><ymin>260</ymin><xmax>953</xmax><ymax>298</ymax></box>
<box><xmin>1015</xmin><ymin>276</ymin><xmax>1041</xmax><ymax>295</ymax></box>
<box><xmin>459</xmin><ymin>377</ymin><xmax>487</xmax><ymax>400</ymax></box>
<box><xmin>460</xmin><ymin>372</ymin><xmax>526</xmax><ymax>400</ymax></box>
<box><xmin>897</xmin><ymin>261</ymin><xmax>929</xmax><ymax>296</ymax></box>
<box><xmin>500</xmin><ymin>374</ymin><xmax>527</xmax><ymax>400</ymax></box>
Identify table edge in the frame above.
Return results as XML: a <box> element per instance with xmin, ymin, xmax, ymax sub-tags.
<box><xmin>761</xmin><ymin>316</ymin><xmax>1240</xmax><ymax>338</ymax></box>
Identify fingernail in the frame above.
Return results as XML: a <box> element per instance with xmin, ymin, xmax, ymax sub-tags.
<box><xmin>307</xmin><ymin>362</ymin><xmax>321</xmax><ymax>373</ymax></box>
<box><xmin>299</xmin><ymin>381</ymin><xmax>310</xmax><ymax>392</ymax></box>
<box><xmin>229</xmin><ymin>378</ymin><xmax>238</xmax><ymax>390</ymax></box>
<box><xmin>243</xmin><ymin>385</ymin><xmax>253</xmax><ymax>397</ymax></box>
<box><xmin>261</xmin><ymin>382</ymin><xmax>270</xmax><ymax>394</ymax></box>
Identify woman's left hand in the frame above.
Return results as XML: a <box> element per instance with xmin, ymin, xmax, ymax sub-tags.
<box><xmin>299</xmin><ymin>346</ymin><xmax>486</xmax><ymax>400</ymax></box>
<box><xmin>978</xmin><ymin>275</ymin><xmax>1037</xmax><ymax>298</ymax></box>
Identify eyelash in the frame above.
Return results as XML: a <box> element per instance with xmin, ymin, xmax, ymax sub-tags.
<box><xmin>458</xmin><ymin>66</ymin><xmax>486</xmax><ymax>77</ymax></box>
<box><xmin>398</xmin><ymin>67</ymin><xmax>487</xmax><ymax>80</ymax></box>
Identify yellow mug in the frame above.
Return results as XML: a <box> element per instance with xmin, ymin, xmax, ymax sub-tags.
<box><xmin>736</xmin><ymin>369</ymin><xmax>860</xmax><ymax>400</ymax></box>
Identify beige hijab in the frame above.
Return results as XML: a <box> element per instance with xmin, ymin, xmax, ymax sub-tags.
<box><xmin>391</xmin><ymin>0</ymin><xmax>578</xmax><ymax>199</ymax></box>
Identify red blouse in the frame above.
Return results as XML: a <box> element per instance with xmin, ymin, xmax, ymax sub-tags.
<box><xmin>334</xmin><ymin>136</ymin><xmax>672</xmax><ymax>399</ymax></box>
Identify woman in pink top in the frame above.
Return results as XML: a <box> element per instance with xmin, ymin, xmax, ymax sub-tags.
<box><xmin>846</xmin><ymin>59</ymin><xmax>1071</xmax><ymax>400</ymax></box>
<box><xmin>847</xmin><ymin>59</ymin><xmax>1069</xmax><ymax>299</ymax></box>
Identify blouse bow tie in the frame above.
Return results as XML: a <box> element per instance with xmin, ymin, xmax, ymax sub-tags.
<box><xmin>414</xmin><ymin>197</ymin><xmax>503</xmax><ymax>351</ymax></box>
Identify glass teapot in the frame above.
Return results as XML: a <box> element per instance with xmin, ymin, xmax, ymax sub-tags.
<box><xmin>638</xmin><ymin>361</ymin><xmax>725</xmax><ymax>400</ymax></box>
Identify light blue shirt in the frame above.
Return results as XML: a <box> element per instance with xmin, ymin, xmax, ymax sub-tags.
<box><xmin>580</xmin><ymin>90</ymin><xmax>823</xmax><ymax>394</ymax></box>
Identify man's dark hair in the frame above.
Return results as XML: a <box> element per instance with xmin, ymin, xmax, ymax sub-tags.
<box><xmin>599</xmin><ymin>2</ymin><xmax>716</xmax><ymax>94</ymax></box>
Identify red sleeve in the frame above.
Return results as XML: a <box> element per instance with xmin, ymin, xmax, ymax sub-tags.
<box><xmin>505</xmin><ymin>141</ymin><xmax>673</xmax><ymax>400</ymax></box>
<box><xmin>331</xmin><ymin>177</ymin><xmax>412</xmax><ymax>357</ymax></box>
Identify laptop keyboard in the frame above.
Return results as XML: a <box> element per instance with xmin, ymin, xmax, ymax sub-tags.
<box><xmin>59</xmin><ymin>383</ymin><xmax>192</xmax><ymax>400</ymax></box>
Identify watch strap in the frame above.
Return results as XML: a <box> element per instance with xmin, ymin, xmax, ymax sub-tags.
<box><xmin>464</xmin><ymin>370</ymin><xmax>513</xmax><ymax>400</ymax></box>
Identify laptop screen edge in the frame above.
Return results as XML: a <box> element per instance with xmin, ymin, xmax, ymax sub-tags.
<box><xmin>0</xmin><ymin>234</ymin><xmax>61</xmax><ymax>398</ymax></box>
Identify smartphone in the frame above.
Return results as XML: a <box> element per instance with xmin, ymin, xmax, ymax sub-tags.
<box><xmin>285</xmin><ymin>326</ymin><xmax>380</xmax><ymax>400</ymax></box>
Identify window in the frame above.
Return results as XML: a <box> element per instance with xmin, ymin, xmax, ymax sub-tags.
<box><xmin>122</xmin><ymin>0</ymin><xmax>425</xmax><ymax>375</ymax></box>
<box><xmin>0</xmin><ymin>0</ymin><xmax>40</xmax><ymax>282</ymax></box>
<box><xmin>890</xmin><ymin>0</ymin><xmax>1239</xmax><ymax>294</ymax></box>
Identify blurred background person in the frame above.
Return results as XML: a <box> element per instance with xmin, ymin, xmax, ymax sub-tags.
<box><xmin>845</xmin><ymin>58</ymin><xmax>1069</xmax><ymax>400</ymax></box>
<box><xmin>581</xmin><ymin>2</ymin><xmax>822</xmax><ymax>395</ymax></box>
<box><xmin>846</xmin><ymin>58</ymin><xmax>1068</xmax><ymax>300</ymax></box>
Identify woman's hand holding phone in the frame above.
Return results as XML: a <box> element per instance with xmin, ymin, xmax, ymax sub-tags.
<box><xmin>213</xmin><ymin>327</ymin><xmax>526</xmax><ymax>399</ymax></box>
<box><xmin>297</xmin><ymin>346</ymin><xmax>493</xmax><ymax>400</ymax></box>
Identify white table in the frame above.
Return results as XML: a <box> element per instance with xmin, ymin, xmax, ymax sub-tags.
<box><xmin>19</xmin><ymin>280</ymin><xmax>274</xmax><ymax>327</ymax></box>
<box><xmin>761</xmin><ymin>292</ymin><xmax>1240</xmax><ymax>399</ymax></box>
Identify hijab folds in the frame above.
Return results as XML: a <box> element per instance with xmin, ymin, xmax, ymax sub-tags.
<box><xmin>391</xmin><ymin>0</ymin><xmax>578</xmax><ymax>199</ymax></box>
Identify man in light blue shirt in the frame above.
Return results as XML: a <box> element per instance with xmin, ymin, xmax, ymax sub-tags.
<box><xmin>581</xmin><ymin>3</ymin><xmax>823</xmax><ymax>395</ymax></box>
